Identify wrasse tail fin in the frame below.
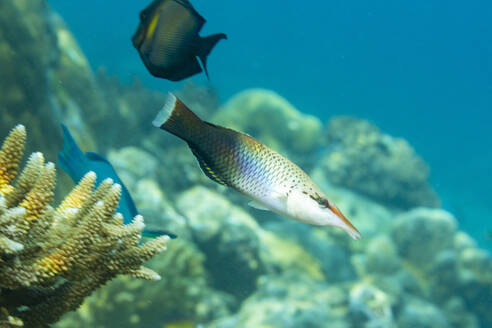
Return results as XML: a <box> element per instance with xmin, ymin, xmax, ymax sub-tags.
<box><xmin>57</xmin><ymin>124</ymin><xmax>87</xmax><ymax>182</ymax></box>
<box><xmin>153</xmin><ymin>92</ymin><xmax>204</xmax><ymax>142</ymax></box>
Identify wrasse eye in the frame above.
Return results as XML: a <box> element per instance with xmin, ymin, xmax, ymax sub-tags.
<box><xmin>309</xmin><ymin>193</ymin><xmax>329</xmax><ymax>208</ymax></box>
<box><xmin>139</xmin><ymin>11</ymin><xmax>146</xmax><ymax>20</ymax></box>
<box><xmin>318</xmin><ymin>198</ymin><xmax>329</xmax><ymax>208</ymax></box>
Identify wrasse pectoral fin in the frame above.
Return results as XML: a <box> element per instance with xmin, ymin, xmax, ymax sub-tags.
<box><xmin>142</xmin><ymin>229</ymin><xmax>178</xmax><ymax>239</ymax></box>
<box><xmin>188</xmin><ymin>142</ymin><xmax>227</xmax><ymax>185</ymax></box>
<box><xmin>248</xmin><ymin>201</ymin><xmax>269</xmax><ymax>211</ymax></box>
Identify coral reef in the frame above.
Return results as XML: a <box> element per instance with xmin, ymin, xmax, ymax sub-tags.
<box><xmin>391</xmin><ymin>208</ymin><xmax>457</xmax><ymax>268</ymax></box>
<box><xmin>188</xmin><ymin>183</ymin><xmax>489</xmax><ymax>328</ymax></box>
<box><xmin>317</xmin><ymin>116</ymin><xmax>440</xmax><ymax>209</ymax></box>
<box><xmin>349</xmin><ymin>282</ymin><xmax>394</xmax><ymax>328</ymax></box>
<box><xmin>209</xmin><ymin>272</ymin><xmax>349</xmax><ymax>328</ymax></box>
<box><xmin>56</xmin><ymin>238</ymin><xmax>232</xmax><ymax>328</ymax></box>
<box><xmin>0</xmin><ymin>0</ymin><xmax>221</xmax><ymax>204</ymax></box>
<box><xmin>67</xmin><ymin>100</ymin><xmax>492</xmax><ymax>327</ymax></box>
<box><xmin>93</xmin><ymin>71</ymin><xmax>168</xmax><ymax>151</ymax></box>
<box><xmin>2</xmin><ymin>2</ymin><xmax>491</xmax><ymax>326</ymax></box>
<box><xmin>0</xmin><ymin>126</ymin><xmax>169</xmax><ymax>328</ymax></box>
<box><xmin>176</xmin><ymin>186</ymin><xmax>334</xmax><ymax>299</ymax></box>
<box><xmin>397</xmin><ymin>298</ymin><xmax>449</xmax><ymax>328</ymax></box>
<box><xmin>0</xmin><ymin>0</ymin><xmax>100</xmax><ymax>161</ymax></box>
<box><xmin>176</xmin><ymin>186</ymin><xmax>266</xmax><ymax>301</ymax></box>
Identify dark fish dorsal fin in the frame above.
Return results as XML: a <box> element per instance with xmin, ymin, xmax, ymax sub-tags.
<box><xmin>140</xmin><ymin>0</ymin><xmax>164</xmax><ymax>21</ymax></box>
<box><xmin>197</xmin><ymin>33</ymin><xmax>227</xmax><ymax>79</ymax></box>
<box><xmin>187</xmin><ymin>142</ymin><xmax>227</xmax><ymax>185</ymax></box>
<box><xmin>174</xmin><ymin>0</ymin><xmax>205</xmax><ymax>24</ymax></box>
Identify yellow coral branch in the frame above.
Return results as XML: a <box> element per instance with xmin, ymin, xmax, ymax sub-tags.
<box><xmin>55</xmin><ymin>170</ymin><xmax>96</xmax><ymax>220</ymax></box>
<box><xmin>0</xmin><ymin>125</ymin><xmax>26</xmax><ymax>196</ymax></box>
<box><xmin>0</xmin><ymin>125</ymin><xmax>170</xmax><ymax>327</ymax></box>
<box><xmin>19</xmin><ymin>162</ymin><xmax>55</xmax><ymax>223</ymax></box>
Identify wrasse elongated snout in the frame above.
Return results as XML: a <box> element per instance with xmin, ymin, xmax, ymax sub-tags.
<box><xmin>328</xmin><ymin>204</ymin><xmax>361</xmax><ymax>240</ymax></box>
<box><xmin>153</xmin><ymin>93</ymin><xmax>361</xmax><ymax>240</ymax></box>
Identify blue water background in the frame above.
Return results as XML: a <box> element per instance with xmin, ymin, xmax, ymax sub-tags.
<box><xmin>49</xmin><ymin>0</ymin><xmax>492</xmax><ymax>248</ymax></box>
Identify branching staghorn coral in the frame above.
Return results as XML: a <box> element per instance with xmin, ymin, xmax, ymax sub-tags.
<box><xmin>0</xmin><ymin>125</ymin><xmax>170</xmax><ymax>328</ymax></box>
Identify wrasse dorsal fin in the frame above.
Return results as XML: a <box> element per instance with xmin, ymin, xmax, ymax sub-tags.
<box><xmin>187</xmin><ymin>142</ymin><xmax>227</xmax><ymax>186</ymax></box>
<box><xmin>58</xmin><ymin>123</ymin><xmax>87</xmax><ymax>177</ymax></box>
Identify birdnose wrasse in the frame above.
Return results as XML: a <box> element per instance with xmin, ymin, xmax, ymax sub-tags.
<box><xmin>152</xmin><ymin>94</ymin><xmax>362</xmax><ymax>240</ymax></box>
<box><xmin>132</xmin><ymin>0</ymin><xmax>227</xmax><ymax>81</ymax></box>
<box><xmin>57</xmin><ymin>124</ymin><xmax>176</xmax><ymax>239</ymax></box>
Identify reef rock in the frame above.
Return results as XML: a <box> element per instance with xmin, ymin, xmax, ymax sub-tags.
<box><xmin>457</xmin><ymin>247</ymin><xmax>492</xmax><ymax>328</ymax></box>
<box><xmin>209</xmin><ymin>272</ymin><xmax>349</xmax><ymax>328</ymax></box>
<box><xmin>107</xmin><ymin>147</ymin><xmax>159</xmax><ymax>188</ymax></box>
<box><xmin>391</xmin><ymin>208</ymin><xmax>457</xmax><ymax>268</ymax></box>
<box><xmin>176</xmin><ymin>186</ymin><xmax>265</xmax><ymax>301</ymax></box>
<box><xmin>318</xmin><ymin>116</ymin><xmax>439</xmax><ymax>209</ymax></box>
<box><xmin>213</xmin><ymin>89</ymin><xmax>323</xmax><ymax>168</ymax></box>
<box><xmin>0</xmin><ymin>0</ymin><xmax>103</xmax><ymax>160</ymax></box>
<box><xmin>264</xmin><ymin>220</ymin><xmax>357</xmax><ymax>283</ymax></box>
<box><xmin>397</xmin><ymin>298</ymin><xmax>449</xmax><ymax>328</ymax></box>
<box><xmin>176</xmin><ymin>186</ymin><xmax>329</xmax><ymax>300</ymax></box>
<box><xmin>365</xmin><ymin>235</ymin><xmax>401</xmax><ymax>275</ymax></box>
<box><xmin>349</xmin><ymin>282</ymin><xmax>394</xmax><ymax>328</ymax></box>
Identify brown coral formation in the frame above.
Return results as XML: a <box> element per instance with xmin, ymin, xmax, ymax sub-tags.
<box><xmin>319</xmin><ymin>116</ymin><xmax>439</xmax><ymax>209</ymax></box>
<box><xmin>0</xmin><ymin>125</ymin><xmax>170</xmax><ymax>328</ymax></box>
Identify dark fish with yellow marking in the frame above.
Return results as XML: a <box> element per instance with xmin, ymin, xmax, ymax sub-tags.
<box><xmin>153</xmin><ymin>93</ymin><xmax>362</xmax><ymax>240</ymax></box>
<box><xmin>132</xmin><ymin>0</ymin><xmax>227</xmax><ymax>81</ymax></box>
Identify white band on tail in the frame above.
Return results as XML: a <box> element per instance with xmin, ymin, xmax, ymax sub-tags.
<box><xmin>152</xmin><ymin>92</ymin><xmax>177</xmax><ymax>127</ymax></box>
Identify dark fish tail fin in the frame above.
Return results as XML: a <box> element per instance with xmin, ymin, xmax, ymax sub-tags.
<box><xmin>197</xmin><ymin>33</ymin><xmax>227</xmax><ymax>79</ymax></box>
<box><xmin>152</xmin><ymin>92</ymin><xmax>205</xmax><ymax>142</ymax></box>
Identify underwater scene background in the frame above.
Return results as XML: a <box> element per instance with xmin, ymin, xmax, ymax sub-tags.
<box><xmin>0</xmin><ymin>0</ymin><xmax>491</xmax><ymax>327</ymax></box>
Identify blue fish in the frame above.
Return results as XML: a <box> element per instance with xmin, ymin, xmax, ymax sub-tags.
<box><xmin>58</xmin><ymin>124</ymin><xmax>176</xmax><ymax>239</ymax></box>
